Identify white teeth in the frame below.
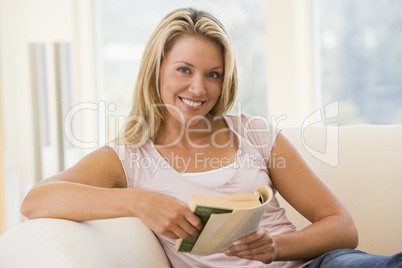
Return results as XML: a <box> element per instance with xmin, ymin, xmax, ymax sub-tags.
<box><xmin>181</xmin><ymin>98</ymin><xmax>202</xmax><ymax>107</ymax></box>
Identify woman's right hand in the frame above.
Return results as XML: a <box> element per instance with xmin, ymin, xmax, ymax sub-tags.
<box><xmin>135</xmin><ymin>190</ymin><xmax>202</xmax><ymax>240</ymax></box>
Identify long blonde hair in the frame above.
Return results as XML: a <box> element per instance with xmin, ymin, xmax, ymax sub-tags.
<box><xmin>116</xmin><ymin>7</ymin><xmax>238</xmax><ymax>146</ymax></box>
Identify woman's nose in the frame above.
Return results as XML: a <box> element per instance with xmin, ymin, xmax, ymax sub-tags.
<box><xmin>188</xmin><ymin>75</ymin><xmax>206</xmax><ymax>96</ymax></box>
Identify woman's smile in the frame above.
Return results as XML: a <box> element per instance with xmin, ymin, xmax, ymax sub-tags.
<box><xmin>179</xmin><ymin>97</ymin><xmax>206</xmax><ymax>111</ymax></box>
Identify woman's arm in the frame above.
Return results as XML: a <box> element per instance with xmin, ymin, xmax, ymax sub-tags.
<box><xmin>225</xmin><ymin>132</ymin><xmax>358</xmax><ymax>263</ymax></box>
<box><xmin>21</xmin><ymin>146</ymin><xmax>131</xmax><ymax>220</ymax></box>
<box><xmin>270</xmin><ymin>133</ymin><xmax>358</xmax><ymax>260</ymax></box>
<box><xmin>20</xmin><ymin>146</ymin><xmax>202</xmax><ymax>239</ymax></box>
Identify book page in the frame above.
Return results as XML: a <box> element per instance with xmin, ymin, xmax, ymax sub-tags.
<box><xmin>211</xmin><ymin>202</ymin><xmax>268</xmax><ymax>252</ymax></box>
<box><xmin>190</xmin><ymin>213</ymin><xmax>232</xmax><ymax>253</ymax></box>
<box><xmin>191</xmin><ymin>201</ymin><xmax>269</xmax><ymax>254</ymax></box>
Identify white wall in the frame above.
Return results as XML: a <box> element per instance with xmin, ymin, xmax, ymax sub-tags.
<box><xmin>0</xmin><ymin>75</ymin><xmax>5</xmax><ymax>234</ymax></box>
<box><xmin>0</xmin><ymin>0</ymin><xmax>96</xmax><ymax>230</ymax></box>
<box><xmin>265</xmin><ymin>0</ymin><xmax>318</xmax><ymax>126</ymax></box>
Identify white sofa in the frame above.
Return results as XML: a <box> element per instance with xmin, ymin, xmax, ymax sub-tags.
<box><xmin>0</xmin><ymin>217</ymin><xmax>171</xmax><ymax>268</ymax></box>
<box><xmin>1</xmin><ymin>125</ymin><xmax>401</xmax><ymax>267</ymax></box>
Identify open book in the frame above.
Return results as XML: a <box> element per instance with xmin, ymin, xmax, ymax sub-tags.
<box><xmin>175</xmin><ymin>185</ymin><xmax>273</xmax><ymax>254</ymax></box>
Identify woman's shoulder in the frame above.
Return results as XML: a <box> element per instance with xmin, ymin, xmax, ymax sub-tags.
<box><xmin>223</xmin><ymin>113</ymin><xmax>281</xmax><ymax>157</ymax></box>
<box><xmin>106</xmin><ymin>138</ymin><xmax>152</xmax><ymax>161</ymax></box>
<box><xmin>223</xmin><ymin>113</ymin><xmax>278</xmax><ymax>136</ymax></box>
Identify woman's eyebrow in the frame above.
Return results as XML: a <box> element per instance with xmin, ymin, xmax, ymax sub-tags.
<box><xmin>173</xmin><ymin>61</ymin><xmax>223</xmax><ymax>70</ymax></box>
<box><xmin>173</xmin><ymin>61</ymin><xmax>194</xmax><ymax>67</ymax></box>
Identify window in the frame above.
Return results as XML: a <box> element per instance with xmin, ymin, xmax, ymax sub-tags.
<box><xmin>316</xmin><ymin>0</ymin><xmax>402</xmax><ymax>125</ymax></box>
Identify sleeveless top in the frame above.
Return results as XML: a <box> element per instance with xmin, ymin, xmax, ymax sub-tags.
<box><xmin>108</xmin><ymin>114</ymin><xmax>310</xmax><ymax>268</ymax></box>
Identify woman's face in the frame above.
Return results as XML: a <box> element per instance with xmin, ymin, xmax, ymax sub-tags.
<box><xmin>159</xmin><ymin>35</ymin><xmax>224</xmax><ymax>127</ymax></box>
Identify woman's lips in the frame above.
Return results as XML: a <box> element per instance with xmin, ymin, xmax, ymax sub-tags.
<box><xmin>179</xmin><ymin>97</ymin><xmax>205</xmax><ymax>111</ymax></box>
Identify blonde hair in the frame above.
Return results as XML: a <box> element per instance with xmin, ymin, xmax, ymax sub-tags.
<box><xmin>116</xmin><ymin>7</ymin><xmax>238</xmax><ymax>146</ymax></box>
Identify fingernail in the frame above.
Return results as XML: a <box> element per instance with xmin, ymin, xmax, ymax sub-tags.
<box><xmin>257</xmin><ymin>228</ymin><xmax>265</xmax><ymax>237</ymax></box>
<box><xmin>225</xmin><ymin>249</ymin><xmax>231</xmax><ymax>255</ymax></box>
<box><xmin>233</xmin><ymin>240</ymin><xmax>241</xmax><ymax>245</ymax></box>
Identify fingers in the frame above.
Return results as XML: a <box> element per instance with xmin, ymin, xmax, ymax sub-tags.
<box><xmin>184</xmin><ymin>209</ymin><xmax>203</xmax><ymax>231</ymax></box>
<box><xmin>234</xmin><ymin>228</ymin><xmax>267</xmax><ymax>245</ymax></box>
<box><xmin>137</xmin><ymin>192</ymin><xmax>202</xmax><ymax>240</ymax></box>
<box><xmin>225</xmin><ymin>229</ymin><xmax>267</xmax><ymax>256</ymax></box>
<box><xmin>225</xmin><ymin>228</ymin><xmax>277</xmax><ymax>264</ymax></box>
<box><xmin>170</xmin><ymin>223</ymin><xmax>194</xmax><ymax>240</ymax></box>
<box><xmin>176</xmin><ymin>199</ymin><xmax>203</xmax><ymax>231</ymax></box>
<box><xmin>175</xmin><ymin>210</ymin><xmax>202</xmax><ymax>238</ymax></box>
<box><xmin>162</xmin><ymin>204</ymin><xmax>203</xmax><ymax>239</ymax></box>
<box><xmin>161</xmin><ymin>206</ymin><xmax>202</xmax><ymax>239</ymax></box>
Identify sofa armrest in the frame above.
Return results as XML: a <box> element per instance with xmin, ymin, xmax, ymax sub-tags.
<box><xmin>0</xmin><ymin>217</ymin><xmax>171</xmax><ymax>268</ymax></box>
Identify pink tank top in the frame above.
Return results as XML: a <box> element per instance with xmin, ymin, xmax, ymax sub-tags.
<box><xmin>109</xmin><ymin>114</ymin><xmax>310</xmax><ymax>268</ymax></box>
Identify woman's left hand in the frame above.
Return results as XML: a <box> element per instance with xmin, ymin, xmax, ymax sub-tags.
<box><xmin>224</xmin><ymin>227</ymin><xmax>277</xmax><ymax>264</ymax></box>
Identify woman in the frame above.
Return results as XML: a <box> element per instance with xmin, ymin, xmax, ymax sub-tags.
<box><xmin>21</xmin><ymin>7</ymin><xmax>401</xmax><ymax>267</ymax></box>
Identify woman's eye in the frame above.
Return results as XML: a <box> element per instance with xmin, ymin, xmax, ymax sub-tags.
<box><xmin>178</xmin><ymin>67</ymin><xmax>190</xmax><ymax>74</ymax></box>
<box><xmin>207</xmin><ymin>72</ymin><xmax>219</xmax><ymax>79</ymax></box>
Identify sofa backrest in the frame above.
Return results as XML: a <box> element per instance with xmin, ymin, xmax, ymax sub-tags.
<box><xmin>281</xmin><ymin>125</ymin><xmax>402</xmax><ymax>255</ymax></box>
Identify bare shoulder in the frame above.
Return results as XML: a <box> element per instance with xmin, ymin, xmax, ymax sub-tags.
<box><xmin>36</xmin><ymin>146</ymin><xmax>127</xmax><ymax>189</ymax></box>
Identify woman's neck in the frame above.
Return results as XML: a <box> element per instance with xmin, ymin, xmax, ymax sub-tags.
<box><xmin>154</xmin><ymin>115</ymin><xmax>224</xmax><ymax>149</ymax></box>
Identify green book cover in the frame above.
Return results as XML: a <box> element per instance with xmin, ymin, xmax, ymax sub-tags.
<box><xmin>177</xmin><ymin>206</ymin><xmax>233</xmax><ymax>253</ymax></box>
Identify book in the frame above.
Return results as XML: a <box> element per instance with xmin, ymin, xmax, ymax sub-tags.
<box><xmin>175</xmin><ymin>185</ymin><xmax>273</xmax><ymax>254</ymax></box>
